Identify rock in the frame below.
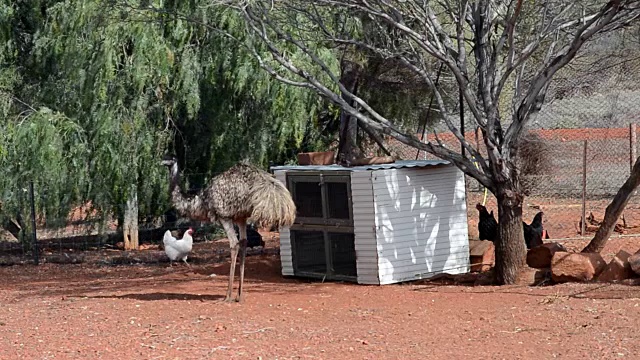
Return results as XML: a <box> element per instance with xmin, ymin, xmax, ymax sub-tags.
<box><xmin>597</xmin><ymin>250</ymin><xmax>633</xmax><ymax>282</ymax></box>
<box><xmin>515</xmin><ymin>267</ymin><xmax>545</xmax><ymax>285</ymax></box>
<box><xmin>45</xmin><ymin>253</ymin><xmax>85</xmax><ymax>264</ymax></box>
<box><xmin>535</xmin><ymin>269</ymin><xmax>552</xmax><ymax>284</ymax></box>
<box><xmin>526</xmin><ymin>242</ymin><xmax>568</xmax><ymax>269</ymax></box>
<box><xmin>551</xmin><ymin>252</ymin><xmax>607</xmax><ymax>283</ymax></box>
<box><xmin>619</xmin><ymin>278</ymin><xmax>640</xmax><ymax>286</ymax></box>
<box><xmin>629</xmin><ymin>251</ymin><xmax>640</xmax><ymax>276</ymax></box>
<box><xmin>468</xmin><ymin>240</ymin><xmax>495</xmax><ymax>272</ymax></box>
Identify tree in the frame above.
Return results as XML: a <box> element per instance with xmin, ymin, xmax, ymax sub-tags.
<box><xmin>0</xmin><ymin>1</ymin><xmax>337</xmax><ymax>247</ymax></box>
<box><xmin>0</xmin><ymin>1</ymin><xmax>92</xmax><ymax>240</ymax></box>
<box><xmin>229</xmin><ymin>0</ymin><xmax>640</xmax><ymax>284</ymax></box>
<box><xmin>582</xmin><ymin>156</ymin><xmax>640</xmax><ymax>253</ymax></box>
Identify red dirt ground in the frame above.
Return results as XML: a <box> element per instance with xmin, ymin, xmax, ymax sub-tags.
<box><xmin>2</xmin><ymin>235</ymin><xmax>640</xmax><ymax>359</ymax></box>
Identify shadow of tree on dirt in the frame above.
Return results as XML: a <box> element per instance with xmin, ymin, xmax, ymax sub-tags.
<box><xmin>85</xmin><ymin>292</ymin><xmax>225</xmax><ymax>301</ymax></box>
<box><xmin>413</xmin><ymin>282</ymin><xmax>640</xmax><ymax>300</ymax></box>
<box><xmin>5</xmin><ymin>254</ymin><xmax>342</xmax><ymax>302</ymax></box>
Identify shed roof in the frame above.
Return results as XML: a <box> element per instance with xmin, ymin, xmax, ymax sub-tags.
<box><xmin>270</xmin><ymin>159</ymin><xmax>450</xmax><ymax>172</ymax></box>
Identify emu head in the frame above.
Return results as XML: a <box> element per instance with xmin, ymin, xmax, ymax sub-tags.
<box><xmin>161</xmin><ymin>154</ymin><xmax>177</xmax><ymax>167</ymax></box>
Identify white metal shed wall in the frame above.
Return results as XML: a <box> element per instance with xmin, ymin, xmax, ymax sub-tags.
<box><xmin>273</xmin><ymin>170</ymin><xmax>294</xmax><ymax>276</ymax></box>
<box><xmin>350</xmin><ymin>170</ymin><xmax>380</xmax><ymax>285</ymax></box>
<box><xmin>372</xmin><ymin>165</ymin><xmax>469</xmax><ymax>284</ymax></box>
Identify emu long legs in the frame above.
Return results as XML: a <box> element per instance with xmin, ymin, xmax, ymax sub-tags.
<box><xmin>221</xmin><ymin>219</ymin><xmax>248</xmax><ymax>303</ymax></box>
<box><xmin>237</xmin><ymin>223</ymin><xmax>248</xmax><ymax>302</ymax></box>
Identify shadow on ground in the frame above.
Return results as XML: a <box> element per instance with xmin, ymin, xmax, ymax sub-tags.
<box><xmin>84</xmin><ymin>292</ymin><xmax>226</xmax><ymax>302</ymax></box>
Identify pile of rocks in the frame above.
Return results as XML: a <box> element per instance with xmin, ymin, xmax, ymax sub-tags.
<box><xmin>468</xmin><ymin>239</ymin><xmax>640</xmax><ymax>284</ymax></box>
<box><xmin>526</xmin><ymin>242</ymin><xmax>640</xmax><ymax>283</ymax></box>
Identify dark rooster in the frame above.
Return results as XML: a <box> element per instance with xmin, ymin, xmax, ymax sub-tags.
<box><xmin>234</xmin><ymin>224</ymin><xmax>266</xmax><ymax>248</ymax></box>
<box><xmin>476</xmin><ymin>203</ymin><xmax>498</xmax><ymax>242</ymax></box>
<box><xmin>523</xmin><ymin>212</ymin><xmax>545</xmax><ymax>249</ymax></box>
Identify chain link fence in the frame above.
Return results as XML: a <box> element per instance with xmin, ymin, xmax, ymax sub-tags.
<box><xmin>1</xmin><ymin>130</ymin><xmax>638</xmax><ymax>264</ymax></box>
<box><xmin>384</xmin><ymin>120</ymin><xmax>640</xmax><ymax>241</ymax></box>
<box><xmin>2</xmin><ymin>35</ymin><xmax>640</xmax><ymax>260</ymax></box>
<box><xmin>0</xmin><ymin>176</ymin><xmax>276</xmax><ymax>265</ymax></box>
<box><xmin>378</xmin><ymin>37</ymin><xmax>640</xmax><ymax>242</ymax></box>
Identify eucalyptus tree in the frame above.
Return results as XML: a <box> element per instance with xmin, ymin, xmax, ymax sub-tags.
<box><xmin>230</xmin><ymin>0</ymin><xmax>640</xmax><ymax>284</ymax></box>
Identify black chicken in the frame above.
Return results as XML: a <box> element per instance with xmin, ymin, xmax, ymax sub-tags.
<box><xmin>234</xmin><ymin>224</ymin><xmax>266</xmax><ymax>248</ymax></box>
<box><xmin>523</xmin><ymin>212</ymin><xmax>544</xmax><ymax>249</ymax></box>
<box><xmin>476</xmin><ymin>203</ymin><xmax>498</xmax><ymax>242</ymax></box>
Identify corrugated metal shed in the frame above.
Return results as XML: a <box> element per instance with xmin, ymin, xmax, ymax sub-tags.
<box><xmin>273</xmin><ymin>170</ymin><xmax>294</xmax><ymax>276</ymax></box>
<box><xmin>270</xmin><ymin>159</ymin><xmax>450</xmax><ymax>172</ymax></box>
<box><xmin>371</xmin><ymin>165</ymin><xmax>469</xmax><ymax>284</ymax></box>
<box><xmin>272</xmin><ymin>160</ymin><xmax>469</xmax><ymax>285</ymax></box>
<box><xmin>350</xmin><ymin>170</ymin><xmax>380</xmax><ymax>285</ymax></box>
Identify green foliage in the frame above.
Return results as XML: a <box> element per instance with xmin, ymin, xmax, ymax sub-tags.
<box><xmin>0</xmin><ymin>0</ymin><xmax>336</xmax><ymax>231</ymax></box>
<box><xmin>0</xmin><ymin>108</ymin><xmax>89</xmax><ymax>223</ymax></box>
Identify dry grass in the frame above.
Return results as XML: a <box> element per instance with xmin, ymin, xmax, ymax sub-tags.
<box><xmin>518</xmin><ymin>131</ymin><xmax>554</xmax><ymax>177</ymax></box>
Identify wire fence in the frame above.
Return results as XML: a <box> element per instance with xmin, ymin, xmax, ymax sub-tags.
<box><xmin>376</xmin><ymin>44</ymin><xmax>640</xmax><ymax>243</ymax></box>
<box><xmin>0</xmin><ymin>177</ymin><xmax>280</xmax><ymax>265</ymax></box>
<box><xmin>3</xmin><ymin>121</ymin><xmax>640</xmax><ymax>265</ymax></box>
<box><xmin>386</xmin><ymin>128</ymin><xmax>640</xmax><ymax>242</ymax></box>
<box><xmin>0</xmin><ymin>128</ymin><xmax>639</xmax><ymax>266</ymax></box>
<box><xmin>3</xmin><ymin>51</ymin><xmax>640</xmax><ymax>261</ymax></box>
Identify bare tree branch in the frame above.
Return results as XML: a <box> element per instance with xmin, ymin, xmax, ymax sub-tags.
<box><xmin>239</xmin><ymin>3</ymin><xmax>495</xmax><ymax>187</ymax></box>
<box><xmin>504</xmin><ymin>0</ymin><xmax>640</xmax><ymax>154</ymax></box>
<box><xmin>109</xmin><ymin>0</ymin><xmax>640</xmax><ymax>285</ymax></box>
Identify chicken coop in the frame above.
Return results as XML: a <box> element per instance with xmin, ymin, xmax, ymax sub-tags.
<box><xmin>271</xmin><ymin>160</ymin><xmax>470</xmax><ymax>285</ymax></box>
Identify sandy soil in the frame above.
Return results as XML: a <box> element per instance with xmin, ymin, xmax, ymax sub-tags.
<box><xmin>2</xmin><ymin>235</ymin><xmax>640</xmax><ymax>360</ymax></box>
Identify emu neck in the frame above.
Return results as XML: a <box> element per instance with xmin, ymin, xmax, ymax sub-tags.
<box><xmin>169</xmin><ymin>163</ymin><xmax>181</xmax><ymax>192</ymax></box>
<box><xmin>167</xmin><ymin>163</ymin><xmax>208</xmax><ymax>221</ymax></box>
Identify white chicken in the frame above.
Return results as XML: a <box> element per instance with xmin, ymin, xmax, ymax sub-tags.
<box><xmin>163</xmin><ymin>228</ymin><xmax>194</xmax><ymax>267</ymax></box>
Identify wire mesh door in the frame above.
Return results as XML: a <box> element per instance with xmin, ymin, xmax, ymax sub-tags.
<box><xmin>291</xmin><ymin>229</ymin><xmax>327</xmax><ymax>274</ymax></box>
<box><xmin>328</xmin><ymin>232</ymin><xmax>357</xmax><ymax>277</ymax></box>
<box><xmin>288</xmin><ymin>172</ymin><xmax>357</xmax><ymax>281</ymax></box>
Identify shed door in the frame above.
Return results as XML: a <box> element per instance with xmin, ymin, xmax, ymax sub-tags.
<box><xmin>287</xmin><ymin>173</ymin><xmax>357</xmax><ymax>280</ymax></box>
<box><xmin>288</xmin><ymin>174</ymin><xmax>352</xmax><ymax>226</ymax></box>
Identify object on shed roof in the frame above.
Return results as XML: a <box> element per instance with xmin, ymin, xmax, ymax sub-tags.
<box><xmin>270</xmin><ymin>159</ymin><xmax>450</xmax><ymax>172</ymax></box>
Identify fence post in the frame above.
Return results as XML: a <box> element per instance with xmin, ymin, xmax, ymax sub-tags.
<box><xmin>581</xmin><ymin>140</ymin><xmax>587</xmax><ymax>237</ymax></box>
<box><xmin>631</xmin><ymin>123</ymin><xmax>637</xmax><ymax>170</ymax></box>
<box><xmin>29</xmin><ymin>181</ymin><xmax>39</xmax><ymax>265</ymax></box>
<box><xmin>459</xmin><ymin>88</ymin><xmax>465</xmax><ymax>158</ymax></box>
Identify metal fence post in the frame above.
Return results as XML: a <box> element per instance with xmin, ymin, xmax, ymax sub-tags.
<box><xmin>631</xmin><ymin>123</ymin><xmax>637</xmax><ymax>171</ymax></box>
<box><xmin>631</xmin><ymin>124</ymin><xmax>637</xmax><ymax>198</ymax></box>
<box><xmin>581</xmin><ymin>140</ymin><xmax>587</xmax><ymax>237</ymax></box>
<box><xmin>29</xmin><ymin>181</ymin><xmax>39</xmax><ymax>265</ymax></box>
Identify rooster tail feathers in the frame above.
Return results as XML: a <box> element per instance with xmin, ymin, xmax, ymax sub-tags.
<box><xmin>532</xmin><ymin>211</ymin><xmax>544</xmax><ymax>226</ymax></box>
<box><xmin>247</xmin><ymin>173</ymin><xmax>296</xmax><ymax>229</ymax></box>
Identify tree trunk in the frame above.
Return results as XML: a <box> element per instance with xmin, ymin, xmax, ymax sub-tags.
<box><xmin>336</xmin><ymin>60</ymin><xmax>362</xmax><ymax>166</ymax></box>
<box><xmin>581</xmin><ymin>156</ymin><xmax>640</xmax><ymax>253</ymax></box>
<box><xmin>123</xmin><ymin>187</ymin><xmax>139</xmax><ymax>251</ymax></box>
<box><xmin>2</xmin><ymin>216</ymin><xmax>23</xmax><ymax>241</ymax></box>
<box><xmin>494</xmin><ymin>189</ymin><xmax>527</xmax><ymax>285</ymax></box>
